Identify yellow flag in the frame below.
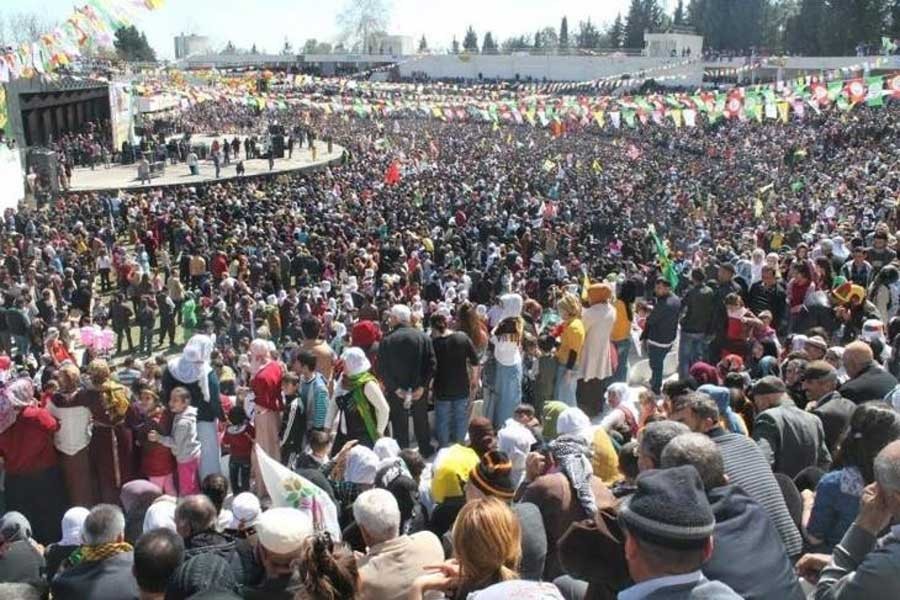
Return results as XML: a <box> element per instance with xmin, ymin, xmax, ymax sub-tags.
<box><xmin>754</xmin><ymin>197</ymin><xmax>764</xmax><ymax>218</ymax></box>
<box><xmin>592</xmin><ymin>159</ymin><xmax>603</xmax><ymax>174</ymax></box>
<box><xmin>492</xmin><ymin>120</ymin><xmax>500</xmax><ymax>132</ymax></box>
<box><xmin>777</xmin><ymin>101</ymin><xmax>790</xmax><ymax>123</ymax></box>
<box><xmin>506</xmin><ymin>133</ymin><xmax>513</xmax><ymax>145</ymax></box>
<box><xmin>593</xmin><ymin>110</ymin><xmax>605</xmax><ymax>127</ymax></box>
<box><xmin>671</xmin><ymin>109</ymin><xmax>683</xmax><ymax>128</ymax></box>
<box><xmin>581</xmin><ymin>273</ymin><xmax>591</xmax><ymax>302</ymax></box>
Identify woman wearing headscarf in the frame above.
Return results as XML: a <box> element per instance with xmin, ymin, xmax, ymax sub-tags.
<box><xmin>44</xmin><ymin>507</ymin><xmax>89</xmax><ymax>579</ymax></box>
<box><xmin>162</xmin><ymin>334</ymin><xmax>223</xmax><ymax>480</ymax></box>
<box><xmin>120</xmin><ymin>479</ymin><xmax>163</xmax><ymax>544</ymax></box>
<box><xmin>0</xmin><ymin>511</ymin><xmax>46</xmax><ymax>584</ymax></box>
<box><xmin>326</xmin><ymin>347</ymin><xmax>389</xmax><ymax>452</ymax></box>
<box><xmin>578</xmin><ymin>284</ymin><xmax>616</xmax><ymax>416</ymax></box>
<box><xmin>697</xmin><ymin>384</ymin><xmax>749</xmax><ymax>435</ymax></box>
<box><xmin>47</xmin><ymin>363</ymin><xmax>95</xmax><ymax>507</ymax></box>
<box><xmin>554</xmin><ymin>293</ymin><xmax>585</xmax><ymax>408</ymax></box>
<box><xmin>490</xmin><ymin>293</ymin><xmax>524</xmax><ymax>428</ymax></box>
<box><xmin>0</xmin><ymin>379</ymin><xmax>67</xmax><ymax>544</ymax></box>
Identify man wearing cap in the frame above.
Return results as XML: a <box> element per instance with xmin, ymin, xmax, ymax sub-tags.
<box><xmin>241</xmin><ymin>507</ymin><xmax>313</xmax><ymax>599</ymax></box>
<box><xmin>751</xmin><ymin>375</ymin><xmax>832</xmax><ymax>479</ymax></box>
<box><xmin>377</xmin><ymin>304</ymin><xmax>436</xmax><ymax>457</ymax></box>
<box><xmin>803</xmin><ymin>361</ymin><xmax>857</xmax><ymax>453</ymax></box>
<box><xmin>839</xmin><ymin>341</ymin><xmax>898</xmax><ymax>404</ymax></box>
<box><xmin>617</xmin><ymin>465</ymin><xmax>742</xmax><ymax>599</ymax></box>
<box><xmin>354</xmin><ymin>489</ymin><xmax>444</xmax><ymax>600</ymax></box>
<box><xmin>805</xmin><ymin>336</ymin><xmax>829</xmax><ymax>361</ymax></box>
<box><xmin>641</xmin><ymin>278</ymin><xmax>681</xmax><ymax>394</ymax></box>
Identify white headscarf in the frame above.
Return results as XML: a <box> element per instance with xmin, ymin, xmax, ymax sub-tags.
<box><xmin>168</xmin><ymin>334</ymin><xmax>214</xmax><ymax>402</ymax></box>
<box><xmin>58</xmin><ymin>507</ymin><xmax>90</xmax><ymax>546</ymax></box>
<box><xmin>142</xmin><ymin>499</ymin><xmax>177</xmax><ymax>534</ymax></box>
<box><xmin>498</xmin><ymin>419</ymin><xmax>537</xmax><ymax>486</ymax></box>
<box><xmin>345</xmin><ymin>446</ymin><xmax>379</xmax><ymax>485</ymax></box>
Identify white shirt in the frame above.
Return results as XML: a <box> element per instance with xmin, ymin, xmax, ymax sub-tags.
<box><xmin>48</xmin><ymin>401</ymin><xmax>92</xmax><ymax>455</ymax></box>
<box><xmin>618</xmin><ymin>570</ymin><xmax>705</xmax><ymax>600</ymax></box>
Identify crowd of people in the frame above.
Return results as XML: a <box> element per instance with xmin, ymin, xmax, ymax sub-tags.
<box><xmin>0</xmin><ymin>88</ymin><xmax>898</xmax><ymax>599</ymax></box>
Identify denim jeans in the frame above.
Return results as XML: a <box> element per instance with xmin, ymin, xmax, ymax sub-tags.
<box><xmin>492</xmin><ymin>362</ymin><xmax>522</xmax><ymax>428</ymax></box>
<box><xmin>435</xmin><ymin>395</ymin><xmax>469</xmax><ymax>448</ymax></box>
<box><xmin>230</xmin><ymin>459</ymin><xmax>251</xmax><ymax>494</ymax></box>
<box><xmin>555</xmin><ymin>362</ymin><xmax>577</xmax><ymax>407</ymax></box>
<box><xmin>678</xmin><ymin>332</ymin><xmax>709</xmax><ymax>380</ymax></box>
<box><xmin>612</xmin><ymin>338</ymin><xmax>632</xmax><ymax>383</ymax></box>
<box><xmin>648</xmin><ymin>344</ymin><xmax>671</xmax><ymax>394</ymax></box>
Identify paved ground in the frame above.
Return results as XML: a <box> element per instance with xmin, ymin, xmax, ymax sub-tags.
<box><xmin>68</xmin><ymin>138</ymin><xmax>342</xmax><ymax>192</ymax></box>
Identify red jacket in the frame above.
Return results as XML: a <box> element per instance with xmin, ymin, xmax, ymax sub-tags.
<box><xmin>222</xmin><ymin>424</ymin><xmax>255</xmax><ymax>461</ymax></box>
<box><xmin>0</xmin><ymin>407</ymin><xmax>59</xmax><ymax>474</ymax></box>
<box><xmin>139</xmin><ymin>410</ymin><xmax>176</xmax><ymax>477</ymax></box>
<box><xmin>250</xmin><ymin>362</ymin><xmax>284</xmax><ymax>411</ymax></box>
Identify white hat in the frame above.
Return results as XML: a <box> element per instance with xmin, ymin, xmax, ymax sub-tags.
<box><xmin>256</xmin><ymin>507</ymin><xmax>313</xmax><ymax>554</ymax></box>
<box><xmin>373</xmin><ymin>438</ymin><xmax>400</xmax><ymax>461</ymax></box>
<box><xmin>228</xmin><ymin>492</ymin><xmax>261</xmax><ymax>530</ymax></box>
<box><xmin>556</xmin><ymin>407</ymin><xmax>592</xmax><ymax>441</ymax></box>
<box><xmin>342</xmin><ymin>347</ymin><xmax>371</xmax><ymax>377</ymax></box>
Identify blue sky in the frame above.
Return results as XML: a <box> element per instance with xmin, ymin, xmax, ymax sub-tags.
<box><xmin>1</xmin><ymin>0</ymin><xmax>644</xmax><ymax>58</ymax></box>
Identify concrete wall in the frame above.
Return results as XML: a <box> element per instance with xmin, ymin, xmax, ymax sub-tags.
<box><xmin>398</xmin><ymin>54</ymin><xmax>703</xmax><ymax>86</ymax></box>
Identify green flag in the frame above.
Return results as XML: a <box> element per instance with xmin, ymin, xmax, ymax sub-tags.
<box><xmin>649</xmin><ymin>225</ymin><xmax>678</xmax><ymax>289</ymax></box>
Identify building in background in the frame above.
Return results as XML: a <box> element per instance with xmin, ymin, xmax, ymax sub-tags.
<box><xmin>364</xmin><ymin>33</ymin><xmax>415</xmax><ymax>57</ymax></box>
<box><xmin>174</xmin><ymin>34</ymin><xmax>211</xmax><ymax>59</ymax></box>
<box><xmin>644</xmin><ymin>28</ymin><xmax>704</xmax><ymax>58</ymax></box>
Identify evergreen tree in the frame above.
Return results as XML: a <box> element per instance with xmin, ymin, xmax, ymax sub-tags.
<box><xmin>674</xmin><ymin>0</ymin><xmax>686</xmax><ymax>25</ymax></box>
<box><xmin>533</xmin><ymin>29</ymin><xmax>543</xmax><ymax>49</ymax></box>
<box><xmin>559</xmin><ymin>16</ymin><xmax>569</xmax><ymax>49</ymax></box>
<box><xmin>463</xmin><ymin>25</ymin><xmax>479</xmax><ymax>52</ymax></box>
<box><xmin>418</xmin><ymin>35</ymin><xmax>428</xmax><ymax>52</ymax></box>
<box><xmin>482</xmin><ymin>31</ymin><xmax>498</xmax><ymax>53</ymax></box>
<box><xmin>609</xmin><ymin>13</ymin><xmax>625</xmax><ymax>48</ymax></box>
<box><xmin>251</xmin><ymin>43</ymin><xmax>258</xmax><ymax>54</ymax></box>
<box><xmin>114</xmin><ymin>25</ymin><xmax>156</xmax><ymax>62</ymax></box>
<box><xmin>891</xmin><ymin>0</ymin><xmax>900</xmax><ymax>36</ymax></box>
<box><xmin>576</xmin><ymin>19</ymin><xmax>600</xmax><ymax>49</ymax></box>
<box><xmin>451</xmin><ymin>36</ymin><xmax>460</xmax><ymax>54</ymax></box>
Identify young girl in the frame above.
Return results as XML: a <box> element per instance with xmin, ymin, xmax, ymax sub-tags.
<box><xmin>136</xmin><ymin>388</ymin><xmax>177</xmax><ymax>495</ymax></box>
<box><xmin>722</xmin><ymin>293</ymin><xmax>762</xmax><ymax>361</ymax></box>
<box><xmin>149</xmin><ymin>386</ymin><xmax>201</xmax><ymax>496</ymax></box>
<box><xmin>222</xmin><ymin>405</ymin><xmax>255</xmax><ymax>494</ymax></box>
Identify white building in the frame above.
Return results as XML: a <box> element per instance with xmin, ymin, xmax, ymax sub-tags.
<box><xmin>364</xmin><ymin>33</ymin><xmax>415</xmax><ymax>57</ymax></box>
<box><xmin>174</xmin><ymin>34</ymin><xmax>211</xmax><ymax>60</ymax></box>
<box><xmin>644</xmin><ymin>31</ymin><xmax>703</xmax><ymax>58</ymax></box>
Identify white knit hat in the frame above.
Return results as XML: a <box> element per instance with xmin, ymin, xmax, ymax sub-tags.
<box><xmin>342</xmin><ymin>347</ymin><xmax>371</xmax><ymax>377</ymax></box>
<box><xmin>256</xmin><ymin>507</ymin><xmax>313</xmax><ymax>554</ymax></box>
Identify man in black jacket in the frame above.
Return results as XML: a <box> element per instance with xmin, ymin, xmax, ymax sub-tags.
<box><xmin>377</xmin><ymin>304</ymin><xmax>436</xmax><ymax>457</ymax></box>
<box><xmin>840</xmin><ymin>341</ymin><xmax>898</xmax><ymax>403</ymax></box>
<box><xmin>747</xmin><ymin>266</ymin><xmax>787</xmax><ymax>333</ymax></box>
<box><xmin>642</xmin><ymin>278</ymin><xmax>681</xmax><ymax>394</ymax></box>
<box><xmin>678</xmin><ymin>269</ymin><xmax>715</xmax><ymax>379</ymax></box>
<box><xmin>803</xmin><ymin>361</ymin><xmax>857</xmax><ymax>453</ymax></box>
<box><xmin>710</xmin><ymin>263</ymin><xmax>743</xmax><ymax>361</ymax></box>
<box><xmin>661</xmin><ymin>433</ymin><xmax>806</xmax><ymax>600</ymax></box>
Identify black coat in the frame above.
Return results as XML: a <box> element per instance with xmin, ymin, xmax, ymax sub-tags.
<box><xmin>376</xmin><ymin>324</ymin><xmax>436</xmax><ymax>392</ymax></box>
<box><xmin>50</xmin><ymin>552</ymin><xmax>139</xmax><ymax>600</ymax></box>
<box><xmin>811</xmin><ymin>391</ymin><xmax>857</xmax><ymax>452</ymax></box>
<box><xmin>839</xmin><ymin>363</ymin><xmax>899</xmax><ymax>404</ymax></box>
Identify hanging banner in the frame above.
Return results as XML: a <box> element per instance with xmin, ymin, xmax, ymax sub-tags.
<box><xmin>0</xmin><ymin>85</ymin><xmax>8</xmax><ymax>132</ymax></box>
<box><xmin>0</xmin><ymin>144</ymin><xmax>24</xmax><ymax>213</ymax></box>
<box><xmin>109</xmin><ymin>81</ymin><xmax>135</xmax><ymax>148</ymax></box>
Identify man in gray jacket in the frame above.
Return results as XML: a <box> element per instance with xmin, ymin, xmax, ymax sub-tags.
<box><xmin>813</xmin><ymin>440</ymin><xmax>900</xmax><ymax>599</ymax></box>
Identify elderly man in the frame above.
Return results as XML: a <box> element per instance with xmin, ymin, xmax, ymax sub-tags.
<box><xmin>810</xmin><ymin>440</ymin><xmax>900</xmax><ymax>599</ymax></box>
<box><xmin>355</xmin><ymin>489</ymin><xmax>444</xmax><ymax>600</ymax></box>
<box><xmin>803</xmin><ymin>361</ymin><xmax>857</xmax><ymax>453</ymax></box>
<box><xmin>377</xmin><ymin>304</ymin><xmax>436</xmax><ymax>457</ymax></box>
<box><xmin>133</xmin><ymin>528</ymin><xmax>185</xmax><ymax>600</ymax></box>
<box><xmin>668</xmin><ymin>391</ymin><xmax>804</xmax><ymax>558</ymax></box>
<box><xmin>249</xmin><ymin>338</ymin><xmax>284</xmax><ymax>494</ymax></box>
<box><xmin>839</xmin><ymin>341</ymin><xmax>898</xmax><ymax>404</ymax></box>
<box><xmin>751</xmin><ymin>375</ymin><xmax>832</xmax><ymax>479</ymax></box>
<box><xmin>174</xmin><ymin>495</ymin><xmax>235</xmax><ymax>560</ymax></box>
<box><xmin>51</xmin><ymin>504</ymin><xmax>140</xmax><ymax>600</ymax></box>
<box><xmin>637</xmin><ymin>420</ymin><xmax>690</xmax><ymax>471</ymax></box>
<box><xmin>617</xmin><ymin>466</ymin><xmax>742</xmax><ymax>599</ymax></box>
<box><xmin>242</xmin><ymin>507</ymin><xmax>314</xmax><ymax>600</ymax></box>
<box><xmin>661</xmin><ymin>433</ymin><xmax>806</xmax><ymax>600</ymax></box>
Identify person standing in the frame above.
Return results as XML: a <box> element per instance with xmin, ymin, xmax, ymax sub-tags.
<box><xmin>47</xmin><ymin>364</ymin><xmax>95</xmax><ymax>508</ymax></box>
<box><xmin>136</xmin><ymin>296</ymin><xmax>156</xmax><ymax>356</ymax></box>
<box><xmin>138</xmin><ymin>156</ymin><xmax>151</xmax><ymax>186</ymax></box>
<box><xmin>578</xmin><ymin>283</ymin><xmax>616</xmax><ymax>417</ymax></box>
<box><xmin>248</xmin><ymin>338</ymin><xmax>285</xmax><ymax>495</ymax></box>
<box><xmin>554</xmin><ymin>293</ymin><xmax>585</xmax><ymax>408</ymax></box>
<box><xmin>430</xmin><ymin>312</ymin><xmax>479</xmax><ymax>448</ymax></box>
<box><xmin>187</xmin><ymin>150</ymin><xmax>198</xmax><ymax>176</ymax></box>
<box><xmin>377</xmin><ymin>304</ymin><xmax>436</xmax><ymax>457</ymax></box>
<box><xmin>641</xmin><ymin>278</ymin><xmax>681</xmax><ymax>394</ymax></box>
<box><xmin>328</xmin><ymin>347</ymin><xmax>389</xmax><ymax>451</ymax></box>
<box><xmin>679</xmin><ymin>268</ymin><xmax>716</xmax><ymax>379</ymax></box>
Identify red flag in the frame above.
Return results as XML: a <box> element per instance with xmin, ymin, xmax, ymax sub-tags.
<box><xmin>724</xmin><ymin>91</ymin><xmax>744</xmax><ymax>119</ymax></box>
<box><xmin>889</xmin><ymin>74</ymin><xmax>900</xmax><ymax>99</ymax></box>
<box><xmin>384</xmin><ymin>160</ymin><xmax>401</xmax><ymax>186</ymax></box>
<box><xmin>810</xmin><ymin>82</ymin><xmax>828</xmax><ymax>106</ymax></box>
<box><xmin>845</xmin><ymin>78</ymin><xmax>867</xmax><ymax>104</ymax></box>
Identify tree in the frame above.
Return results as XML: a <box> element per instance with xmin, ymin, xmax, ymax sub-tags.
<box><xmin>222</xmin><ymin>41</ymin><xmax>237</xmax><ymax>54</ymax></box>
<box><xmin>890</xmin><ymin>0</ymin><xmax>900</xmax><ymax>37</ymax></box>
<box><xmin>533</xmin><ymin>29</ymin><xmax>543</xmax><ymax>49</ymax></box>
<box><xmin>576</xmin><ymin>19</ymin><xmax>600</xmax><ymax>49</ymax></box>
<box><xmin>463</xmin><ymin>26</ymin><xmax>479</xmax><ymax>52</ymax></box>
<box><xmin>539</xmin><ymin>26</ymin><xmax>559</xmax><ymax>49</ymax></box>
<box><xmin>624</xmin><ymin>0</ymin><xmax>665</xmax><ymax>49</ymax></box>
<box><xmin>482</xmin><ymin>31</ymin><xmax>498</xmax><ymax>54</ymax></box>
<box><xmin>418</xmin><ymin>35</ymin><xmax>428</xmax><ymax>52</ymax></box>
<box><xmin>282</xmin><ymin>38</ymin><xmax>293</xmax><ymax>55</ymax></box>
<box><xmin>608</xmin><ymin>13</ymin><xmax>625</xmax><ymax>48</ymax></box>
<box><xmin>251</xmin><ymin>43</ymin><xmax>258</xmax><ymax>54</ymax></box>
<box><xmin>673</xmin><ymin>0</ymin><xmax>686</xmax><ymax>25</ymax></box>
<box><xmin>302</xmin><ymin>39</ymin><xmax>332</xmax><ymax>54</ymax></box>
<box><xmin>559</xmin><ymin>16</ymin><xmax>569</xmax><ymax>49</ymax></box>
<box><xmin>336</xmin><ymin>0</ymin><xmax>391</xmax><ymax>52</ymax></box>
<box><xmin>501</xmin><ymin>35</ymin><xmax>531</xmax><ymax>52</ymax></box>
<box><xmin>0</xmin><ymin>11</ymin><xmax>56</xmax><ymax>47</ymax></box>
<box><xmin>114</xmin><ymin>25</ymin><xmax>156</xmax><ymax>62</ymax></box>
<box><xmin>451</xmin><ymin>36</ymin><xmax>460</xmax><ymax>54</ymax></box>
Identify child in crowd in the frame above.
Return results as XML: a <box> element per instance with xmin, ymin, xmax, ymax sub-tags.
<box><xmin>280</xmin><ymin>371</ymin><xmax>305</xmax><ymax>469</ymax></box>
<box><xmin>293</xmin><ymin>428</ymin><xmax>332</xmax><ymax>471</ymax></box>
<box><xmin>149</xmin><ymin>386</ymin><xmax>201</xmax><ymax>496</ymax></box>
<box><xmin>534</xmin><ymin>335</ymin><xmax>558</xmax><ymax>415</ymax></box>
<box><xmin>296</xmin><ymin>349</ymin><xmax>329</xmax><ymax>432</ymax></box>
<box><xmin>136</xmin><ymin>388</ymin><xmax>177</xmax><ymax>495</ymax></box>
<box><xmin>222</xmin><ymin>405</ymin><xmax>255</xmax><ymax>494</ymax></box>
<box><xmin>612</xmin><ymin>440</ymin><xmax>640</xmax><ymax>498</ymax></box>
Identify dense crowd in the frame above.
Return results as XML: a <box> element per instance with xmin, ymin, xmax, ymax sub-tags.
<box><xmin>0</xmin><ymin>93</ymin><xmax>899</xmax><ymax>599</ymax></box>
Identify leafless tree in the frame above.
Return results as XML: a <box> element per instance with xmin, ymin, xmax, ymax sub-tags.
<box><xmin>0</xmin><ymin>11</ymin><xmax>57</xmax><ymax>47</ymax></box>
<box><xmin>336</xmin><ymin>0</ymin><xmax>391</xmax><ymax>52</ymax></box>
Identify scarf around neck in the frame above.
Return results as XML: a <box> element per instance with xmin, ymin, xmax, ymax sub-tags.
<box><xmin>550</xmin><ymin>434</ymin><xmax>598</xmax><ymax>517</ymax></box>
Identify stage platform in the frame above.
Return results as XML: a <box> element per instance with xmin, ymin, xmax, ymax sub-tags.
<box><xmin>68</xmin><ymin>136</ymin><xmax>343</xmax><ymax>192</ymax></box>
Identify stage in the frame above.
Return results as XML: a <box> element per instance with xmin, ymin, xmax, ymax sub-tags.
<box><xmin>67</xmin><ymin>136</ymin><xmax>343</xmax><ymax>192</ymax></box>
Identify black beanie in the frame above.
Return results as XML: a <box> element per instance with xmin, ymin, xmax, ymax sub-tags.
<box><xmin>618</xmin><ymin>465</ymin><xmax>714</xmax><ymax>550</ymax></box>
